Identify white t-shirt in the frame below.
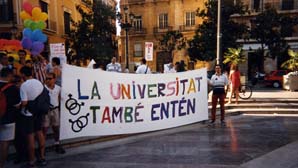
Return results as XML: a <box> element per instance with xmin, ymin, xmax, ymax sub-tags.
<box><xmin>164</xmin><ymin>64</ymin><xmax>176</xmax><ymax>73</ymax></box>
<box><xmin>20</xmin><ymin>78</ymin><xmax>44</xmax><ymax>116</ymax></box>
<box><xmin>45</xmin><ymin>84</ymin><xmax>60</xmax><ymax>107</ymax></box>
<box><xmin>136</xmin><ymin>64</ymin><xmax>151</xmax><ymax>74</ymax></box>
<box><xmin>106</xmin><ymin>63</ymin><xmax>122</xmax><ymax>72</ymax></box>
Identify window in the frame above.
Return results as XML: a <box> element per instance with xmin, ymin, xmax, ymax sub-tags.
<box><xmin>64</xmin><ymin>12</ymin><xmax>71</xmax><ymax>35</ymax></box>
<box><xmin>158</xmin><ymin>13</ymin><xmax>168</xmax><ymax>29</ymax></box>
<box><xmin>253</xmin><ymin>0</ymin><xmax>260</xmax><ymax>12</ymax></box>
<box><xmin>0</xmin><ymin>0</ymin><xmax>13</xmax><ymax>22</ymax></box>
<box><xmin>133</xmin><ymin>16</ymin><xmax>142</xmax><ymax>31</ymax></box>
<box><xmin>185</xmin><ymin>12</ymin><xmax>195</xmax><ymax>27</ymax></box>
<box><xmin>39</xmin><ymin>1</ymin><xmax>49</xmax><ymax>29</ymax></box>
<box><xmin>134</xmin><ymin>43</ymin><xmax>142</xmax><ymax>57</ymax></box>
<box><xmin>282</xmin><ymin>0</ymin><xmax>294</xmax><ymax>10</ymax></box>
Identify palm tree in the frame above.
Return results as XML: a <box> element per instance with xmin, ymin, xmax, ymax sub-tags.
<box><xmin>223</xmin><ymin>48</ymin><xmax>246</xmax><ymax>66</ymax></box>
<box><xmin>282</xmin><ymin>49</ymin><xmax>298</xmax><ymax>72</ymax></box>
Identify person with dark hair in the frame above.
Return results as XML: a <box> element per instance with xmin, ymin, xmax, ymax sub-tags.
<box><xmin>0</xmin><ymin>52</ymin><xmax>9</xmax><ymax>71</ymax></box>
<box><xmin>15</xmin><ymin>50</ymin><xmax>27</xmax><ymax>75</ymax></box>
<box><xmin>228</xmin><ymin>64</ymin><xmax>241</xmax><ymax>104</ymax></box>
<box><xmin>0</xmin><ymin>68</ymin><xmax>20</xmax><ymax>167</ymax></box>
<box><xmin>136</xmin><ymin>58</ymin><xmax>151</xmax><ymax>74</ymax></box>
<box><xmin>51</xmin><ymin>57</ymin><xmax>62</xmax><ymax>86</ymax></box>
<box><xmin>106</xmin><ymin>57</ymin><xmax>122</xmax><ymax>72</ymax></box>
<box><xmin>42</xmin><ymin>72</ymin><xmax>65</xmax><ymax>154</ymax></box>
<box><xmin>209</xmin><ymin>64</ymin><xmax>229</xmax><ymax>126</ymax></box>
<box><xmin>19</xmin><ymin>66</ymin><xmax>47</xmax><ymax>167</ymax></box>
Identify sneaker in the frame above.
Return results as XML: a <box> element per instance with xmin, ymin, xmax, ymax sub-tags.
<box><xmin>208</xmin><ymin>120</ymin><xmax>215</xmax><ymax>126</ymax></box>
<box><xmin>36</xmin><ymin>159</ymin><xmax>47</xmax><ymax>166</ymax></box>
<box><xmin>22</xmin><ymin>162</ymin><xmax>36</xmax><ymax>168</ymax></box>
<box><xmin>55</xmin><ymin>144</ymin><xmax>66</xmax><ymax>154</ymax></box>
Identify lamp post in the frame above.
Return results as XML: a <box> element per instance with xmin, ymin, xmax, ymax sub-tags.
<box><xmin>121</xmin><ymin>6</ymin><xmax>134</xmax><ymax>70</ymax></box>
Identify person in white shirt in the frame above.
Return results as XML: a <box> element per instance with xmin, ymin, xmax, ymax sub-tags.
<box><xmin>42</xmin><ymin>72</ymin><xmax>65</xmax><ymax>154</ymax></box>
<box><xmin>19</xmin><ymin>66</ymin><xmax>47</xmax><ymax>167</ymax></box>
<box><xmin>164</xmin><ymin>62</ymin><xmax>176</xmax><ymax>73</ymax></box>
<box><xmin>106</xmin><ymin>57</ymin><xmax>122</xmax><ymax>72</ymax></box>
<box><xmin>136</xmin><ymin>58</ymin><xmax>151</xmax><ymax>74</ymax></box>
<box><xmin>209</xmin><ymin>64</ymin><xmax>229</xmax><ymax>126</ymax></box>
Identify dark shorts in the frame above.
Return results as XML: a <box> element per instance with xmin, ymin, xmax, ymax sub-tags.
<box><xmin>19</xmin><ymin>114</ymin><xmax>44</xmax><ymax>135</ymax></box>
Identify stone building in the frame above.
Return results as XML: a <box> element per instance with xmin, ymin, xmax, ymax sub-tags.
<box><xmin>119</xmin><ymin>0</ymin><xmax>205</xmax><ymax>72</ymax></box>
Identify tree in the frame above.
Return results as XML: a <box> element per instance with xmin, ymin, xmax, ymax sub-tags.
<box><xmin>223</xmin><ymin>48</ymin><xmax>246</xmax><ymax>66</ymax></box>
<box><xmin>282</xmin><ymin>49</ymin><xmax>298</xmax><ymax>72</ymax></box>
<box><xmin>158</xmin><ymin>30</ymin><xmax>186</xmax><ymax>61</ymax></box>
<box><xmin>70</xmin><ymin>0</ymin><xmax>117</xmax><ymax>64</ymax></box>
<box><xmin>188</xmin><ymin>0</ymin><xmax>248</xmax><ymax>62</ymax></box>
<box><xmin>250</xmin><ymin>6</ymin><xmax>298</xmax><ymax>70</ymax></box>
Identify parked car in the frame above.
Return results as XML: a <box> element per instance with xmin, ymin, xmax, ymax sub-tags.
<box><xmin>264</xmin><ymin>70</ymin><xmax>289</xmax><ymax>88</ymax></box>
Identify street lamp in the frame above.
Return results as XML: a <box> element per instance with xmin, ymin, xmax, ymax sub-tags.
<box><xmin>121</xmin><ymin>6</ymin><xmax>135</xmax><ymax>70</ymax></box>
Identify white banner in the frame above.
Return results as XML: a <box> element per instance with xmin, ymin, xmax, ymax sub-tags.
<box><xmin>144</xmin><ymin>42</ymin><xmax>153</xmax><ymax>61</ymax></box>
<box><xmin>60</xmin><ymin>64</ymin><xmax>208</xmax><ymax>140</ymax></box>
<box><xmin>50</xmin><ymin>43</ymin><xmax>67</xmax><ymax>64</ymax></box>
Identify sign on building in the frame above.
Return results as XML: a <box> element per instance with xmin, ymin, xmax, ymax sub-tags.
<box><xmin>145</xmin><ymin>42</ymin><xmax>153</xmax><ymax>61</ymax></box>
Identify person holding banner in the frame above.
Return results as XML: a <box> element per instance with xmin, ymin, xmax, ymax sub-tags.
<box><xmin>209</xmin><ymin>64</ymin><xmax>229</xmax><ymax>126</ymax></box>
<box><xmin>136</xmin><ymin>58</ymin><xmax>151</xmax><ymax>74</ymax></box>
<box><xmin>106</xmin><ymin>57</ymin><xmax>122</xmax><ymax>72</ymax></box>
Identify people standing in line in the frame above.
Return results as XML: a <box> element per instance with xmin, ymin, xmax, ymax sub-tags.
<box><xmin>136</xmin><ymin>58</ymin><xmax>151</xmax><ymax>74</ymax></box>
<box><xmin>0</xmin><ymin>68</ymin><xmax>21</xmax><ymax>168</ymax></box>
<box><xmin>228</xmin><ymin>64</ymin><xmax>241</xmax><ymax>104</ymax></box>
<box><xmin>51</xmin><ymin>57</ymin><xmax>62</xmax><ymax>86</ymax></box>
<box><xmin>209</xmin><ymin>64</ymin><xmax>229</xmax><ymax>126</ymax></box>
<box><xmin>19</xmin><ymin>66</ymin><xmax>47</xmax><ymax>167</ymax></box>
<box><xmin>42</xmin><ymin>72</ymin><xmax>65</xmax><ymax>154</ymax></box>
<box><xmin>106</xmin><ymin>57</ymin><xmax>122</xmax><ymax>72</ymax></box>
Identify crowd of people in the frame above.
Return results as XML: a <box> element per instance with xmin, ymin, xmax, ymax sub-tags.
<box><xmin>0</xmin><ymin>50</ymin><xmax>242</xmax><ymax>167</ymax></box>
<box><xmin>0</xmin><ymin>50</ymin><xmax>65</xmax><ymax>168</ymax></box>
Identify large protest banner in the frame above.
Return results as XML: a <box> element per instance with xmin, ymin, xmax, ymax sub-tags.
<box><xmin>60</xmin><ymin>64</ymin><xmax>208</xmax><ymax>140</ymax></box>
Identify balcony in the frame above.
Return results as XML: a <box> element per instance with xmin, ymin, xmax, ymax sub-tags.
<box><xmin>130</xmin><ymin>28</ymin><xmax>147</xmax><ymax>35</ymax></box>
<box><xmin>153</xmin><ymin>26</ymin><xmax>173</xmax><ymax>34</ymax></box>
<box><xmin>179</xmin><ymin>25</ymin><xmax>196</xmax><ymax>32</ymax></box>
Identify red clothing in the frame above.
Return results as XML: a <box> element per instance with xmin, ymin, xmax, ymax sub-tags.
<box><xmin>230</xmin><ymin>70</ymin><xmax>241</xmax><ymax>88</ymax></box>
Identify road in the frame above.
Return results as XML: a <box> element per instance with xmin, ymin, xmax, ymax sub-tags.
<box><xmin>7</xmin><ymin>114</ymin><xmax>298</xmax><ymax>168</ymax></box>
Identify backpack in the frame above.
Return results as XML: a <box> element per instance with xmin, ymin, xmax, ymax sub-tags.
<box><xmin>0</xmin><ymin>83</ymin><xmax>13</xmax><ymax>118</ymax></box>
<box><xmin>27</xmin><ymin>87</ymin><xmax>50</xmax><ymax>116</ymax></box>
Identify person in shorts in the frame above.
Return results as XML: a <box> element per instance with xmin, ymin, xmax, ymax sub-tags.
<box><xmin>43</xmin><ymin>72</ymin><xmax>65</xmax><ymax>154</ymax></box>
<box><xmin>19</xmin><ymin>66</ymin><xmax>47</xmax><ymax>167</ymax></box>
<box><xmin>0</xmin><ymin>68</ymin><xmax>20</xmax><ymax>167</ymax></box>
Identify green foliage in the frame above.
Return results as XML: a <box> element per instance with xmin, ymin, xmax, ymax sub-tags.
<box><xmin>282</xmin><ymin>49</ymin><xmax>298</xmax><ymax>71</ymax></box>
<box><xmin>158</xmin><ymin>30</ymin><xmax>186</xmax><ymax>59</ymax></box>
<box><xmin>188</xmin><ymin>1</ymin><xmax>248</xmax><ymax>62</ymax></box>
<box><xmin>223</xmin><ymin>48</ymin><xmax>246</xmax><ymax>65</ymax></box>
<box><xmin>70</xmin><ymin>0</ymin><xmax>117</xmax><ymax>64</ymax></box>
<box><xmin>249</xmin><ymin>6</ymin><xmax>298</xmax><ymax>70</ymax></box>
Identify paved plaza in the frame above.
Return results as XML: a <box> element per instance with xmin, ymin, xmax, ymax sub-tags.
<box><xmin>7</xmin><ymin>113</ymin><xmax>298</xmax><ymax>168</ymax></box>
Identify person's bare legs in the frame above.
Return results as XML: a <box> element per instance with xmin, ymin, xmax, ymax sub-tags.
<box><xmin>36</xmin><ymin>130</ymin><xmax>45</xmax><ymax>160</ymax></box>
<box><xmin>228</xmin><ymin>85</ymin><xmax>233</xmax><ymax>103</ymax></box>
<box><xmin>0</xmin><ymin>141</ymin><xmax>9</xmax><ymax>168</ymax></box>
<box><xmin>235</xmin><ymin>88</ymin><xmax>239</xmax><ymax>104</ymax></box>
<box><xmin>27</xmin><ymin>133</ymin><xmax>35</xmax><ymax>165</ymax></box>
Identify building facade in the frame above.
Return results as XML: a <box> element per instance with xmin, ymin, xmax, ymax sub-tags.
<box><xmin>119</xmin><ymin>0</ymin><xmax>206</xmax><ymax>72</ymax></box>
<box><xmin>230</xmin><ymin>0</ymin><xmax>298</xmax><ymax>77</ymax></box>
<box><xmin>0</xmin><ymin>0</ymin><xmax>116</xmax><ymax>62</ymax></box>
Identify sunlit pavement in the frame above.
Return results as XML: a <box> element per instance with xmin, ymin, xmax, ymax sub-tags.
<box><xmin>7</xmin><ymin>114</ymin><xmax>298</xmax><ymax>168</ymax></box>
